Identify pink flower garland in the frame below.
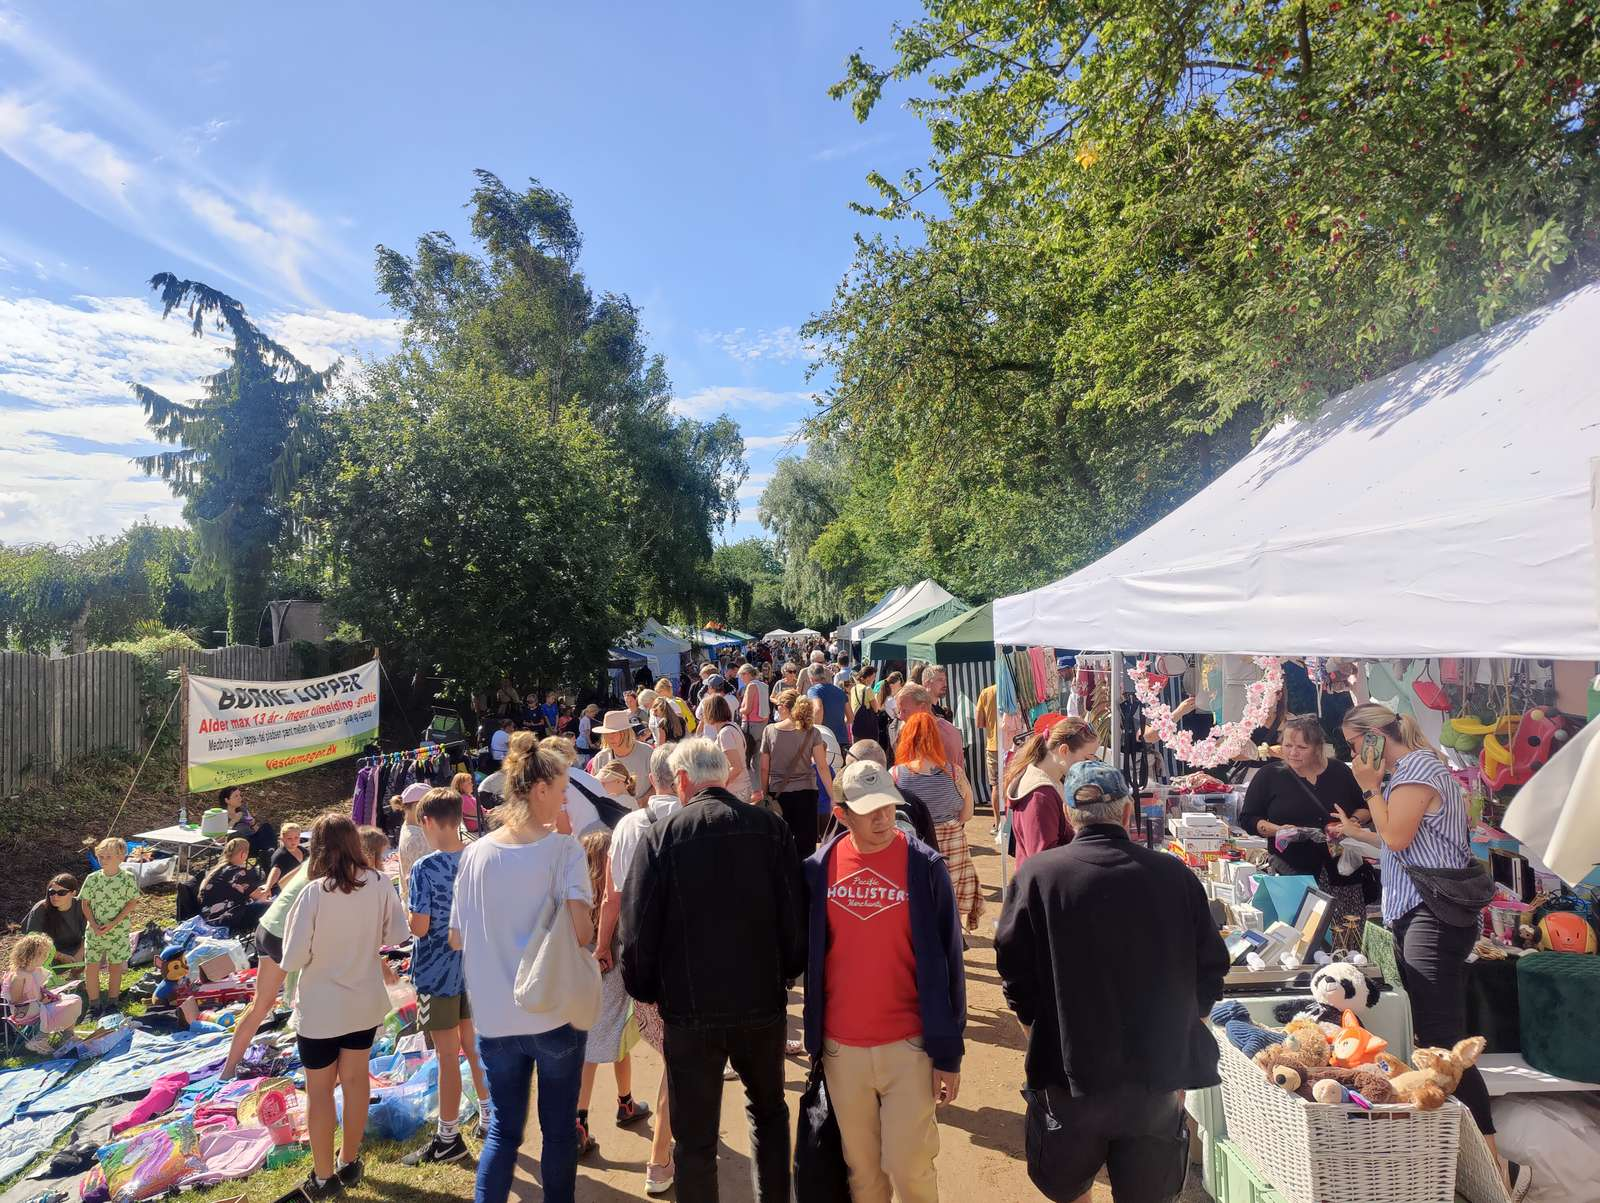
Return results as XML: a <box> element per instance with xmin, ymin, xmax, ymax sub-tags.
<box><xmin>1128</xmin><ymin>656</ymin><xmax>1284</xmax><ymax>768</ymax></box>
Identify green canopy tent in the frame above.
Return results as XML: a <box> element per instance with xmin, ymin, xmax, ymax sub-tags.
<box><xmin>861</xmin><ymin>599</ymin><xmax>971</xmax><ymax>664</ymax></box>
<box><xmin>904</xmin><ymin>603</ymin><xmax>997</xmax><ymax>805</ymax></box>
<box><xmin>906</xmin><ymin>602</ymin><xmax>994</xmax><ymax>664</ymax></box>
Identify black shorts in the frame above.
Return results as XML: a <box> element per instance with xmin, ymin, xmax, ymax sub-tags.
<box><xmin>1023</xmin><ymin>1083</ymin><xmax>1188</xmax><ymax>1203</ymax></box>
<box><xmin>254</xmin><ymin>925</ymin><xmax>284</xmax><ymax>965</ymax></box>
<box><xmin>298</xmin><ymin>1027</ymin><xmax>377</xmax><ymax>1071</ymax></box>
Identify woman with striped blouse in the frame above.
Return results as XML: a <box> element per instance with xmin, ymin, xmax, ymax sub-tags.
<box><xmin>1333</xmin><ymin>704</ymin><xmax>1498</xmax><ymax>1158</ymax></box>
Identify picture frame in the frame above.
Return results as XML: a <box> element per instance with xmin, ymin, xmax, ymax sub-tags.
<box><xmin>1289</xmin><ymin>887</ymin><xmax>1335</xmax><ymax>965</ymax></box>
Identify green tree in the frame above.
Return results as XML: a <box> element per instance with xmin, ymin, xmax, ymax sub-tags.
<box><xmin>134</xmin><ymin>275</ymin><xmax>335</xmax><ymax>642</ymax></box>
<box><xmin>304</xmin><ymin>358</ymin><xmax>634</xmax><ymax>692</ymax></box>
<box><xmin>374</xmin><ymin>171</ymin><xmax>745</xmax><ymax>617</ymax></box>
<box><xmin>710</xmin><ymin>538</ymin><xmax>799</xmax><ymax>633</ymax></box>
<box><xmin>0</xmin><ymin>523</ymin><xmax>222</xmax><ymax>652</ymax></box>
<box><xmin>833</xmin><ymin>0</ymin><xmax>1600</xmax><ymax>426</ymax></box>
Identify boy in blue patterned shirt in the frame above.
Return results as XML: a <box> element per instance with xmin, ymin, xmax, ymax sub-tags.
<box><xmin>402</xmin><ymin>788</ymin><xmax>490</xmax><ymax>1164</ymax></box>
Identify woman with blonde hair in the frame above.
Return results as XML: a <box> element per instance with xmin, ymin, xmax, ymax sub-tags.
<box><xmin>450</xmin><ymin>736</ymin><xmax>592</xmax><ymax>1203</ymax></box>
<box><xmin>754</xmin><ymin>688</ymin><xmax>835</xmax><ymax>857</ymax></box>
<box><xmin>450</xmin><ymin>771</ymin><xmax>484</xmax><ymax>835</ymax></box>
<box><xmin>589</xmin><ymin>714</ymin><xmax>653</xmax><ymax>801</ymax></box>
<box><xmin>1335</xmin><ymin>702</ymin><xmax>1497</xmax><ymax>1160</ymax></box>
<box><xmin>653</xmin><ymin>676</ymin><xmax>696</xmax><ymax>734</ymax></box>
<box><xmin>1002</xmin><ymin>717</ymin><xmax>1098</xmax><ymax>869</ymax></box>
<box><xmin>894</xmin><ymin>713</ymin><xmax>981</xmax><ymax>930</ymax></box>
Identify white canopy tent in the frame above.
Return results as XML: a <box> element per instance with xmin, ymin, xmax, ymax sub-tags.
<box><xmin>851</xmin><ymin>580</ymin><xmax>958</xmax><ymax>644</ymax></box>
<box><xmin>623</xmin><ymin>618</ymin><xmax>693</xmax><ymax>682</ymax></box>
<box><xmin>995</xmin><ymin>281</ymin><xmax>1600</xmax><ymax>881</ymax></box>
<box><xmin>793</xmin><ymin>627</ymin><xmax>822</xmax><ymax>639</ymax></box>
<box><xmin>762</xmin><ymin>629</ymin><xmax>793</xmax><ymax>642</ymax></box>
<box><xmin>833</xmin><ymin>585</ymin><xmax>908</xmax><ymax>641</ymax></box>
<box><xmin>995</xmin><ymin>281</ymin><xmax>1600</xmax><ymax>660</ymax></box>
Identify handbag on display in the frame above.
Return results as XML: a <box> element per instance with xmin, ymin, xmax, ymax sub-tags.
<box><xmin>512</xmin><ymin>842</ymin><xmax>602</xmax><ymax>1030</ymax></box>
<box><xmin>794</xmin><ymin>1056</ymin><xmax>851</xmax><ymax>1202</ymax></box>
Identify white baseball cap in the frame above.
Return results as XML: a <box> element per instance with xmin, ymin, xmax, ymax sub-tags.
<box><xmin>835</xmin><ymin>761</ymin><xmax>902</xmax><ymax>815</ymax></box>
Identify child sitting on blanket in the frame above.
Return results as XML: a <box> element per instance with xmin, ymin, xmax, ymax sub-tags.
<box><xmin>4</xmin><ymin>933</ymin><xmax>84</xmax><ymax>1048</ymax></box>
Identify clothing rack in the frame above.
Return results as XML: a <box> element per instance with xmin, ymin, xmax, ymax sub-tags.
<box><xmin>356</xmin><ymin>739</ymin><xmax>466</xmax><ymax>767</ymax></box>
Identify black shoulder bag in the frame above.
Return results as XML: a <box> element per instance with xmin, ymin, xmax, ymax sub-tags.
<box><xmin>793</xmin><ymin>1055</ymin><xmax>850</xmax><ymax>1202</ymax></box>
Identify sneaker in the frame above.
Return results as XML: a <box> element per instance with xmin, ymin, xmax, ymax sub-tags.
<box><xmin>334</xmin><ymin>1158</ymin><xmax>363</xmax><ymax>1189</ymax></box>
<box><xmin>472</xmin><ymin>1110</ymin><xmax>490</xmax><ymax>1141</ymax></box>
<box><xmin>616</xmin><ymin>1097</ymin><xmax>652</xmax><ymax>1127</ymax></box>
<box><xmin>575</xmin><ymin>1118</ymin><xmax>598</xmax><ymax>1158</ymax></box>
<box><xmin>401</xmin><ymin>1134</ymin><xmax>469</xmax><ymax>1166</ymax></box>
<box><xmin>272</xmin><ymin>1172</ymin><xmax>343</xmax><ymax>1203</ymax></box>
<box><xmin>644</xmin><ymin>1157</ymin><xmax>675</xmax><ymax>1196</ymax></box>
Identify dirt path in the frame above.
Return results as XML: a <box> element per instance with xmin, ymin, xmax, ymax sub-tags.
<box><xmin>528</xmin><ymin>818</ymin><xmax>1201</xmax><ymax>1202</ymax></box>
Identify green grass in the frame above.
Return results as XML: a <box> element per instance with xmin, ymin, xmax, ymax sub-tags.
<box><xmin>185</xmin><ymin>1136</ymin><xmax>480</xmax><ymax>1203</ymax></box>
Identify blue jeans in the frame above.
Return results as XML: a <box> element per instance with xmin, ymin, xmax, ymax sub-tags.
<box><xmin>474</xmin><ymin>1025</ymin><xmax>585</xmax><ymax>1203</ymax></box>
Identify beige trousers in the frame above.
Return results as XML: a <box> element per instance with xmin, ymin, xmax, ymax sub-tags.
<box><xmin>822</xmin><ymin>1037</ymin><xmax>941</xmax><ymax>1203</ymax></box>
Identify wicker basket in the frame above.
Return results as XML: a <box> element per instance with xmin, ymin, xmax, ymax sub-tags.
<box><xmin>1216</xmin><ymin>1040</ymin><xmax>1461</xmax><ymax>1203</ymax></box>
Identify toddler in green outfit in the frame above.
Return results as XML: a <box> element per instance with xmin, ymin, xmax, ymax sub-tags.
<box><xmin>80</xmin><ymin>837</ymin><xmax>141</xmax><ymax>1015</ymax></box>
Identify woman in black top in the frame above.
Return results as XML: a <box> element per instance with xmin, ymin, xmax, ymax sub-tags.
<box><xmin>23</xmin><ymin>873</ymin><xmax>87</xmax><ymax>966</ymax></box>
<box><xmin>265</xmin><ymin>822</ymin><xmax>305</xmax><ymax>894</ymax></box>
<box><xmin>1239</xmin><ymin>714</ymin><xmax>1371</xmax><ymax>943</ymax></box>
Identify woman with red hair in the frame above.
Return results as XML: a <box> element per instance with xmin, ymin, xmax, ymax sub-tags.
<box><xmin>892</xmin><ymin>713</ymin><xmax>981</xmax><ymax>930</ymax></box>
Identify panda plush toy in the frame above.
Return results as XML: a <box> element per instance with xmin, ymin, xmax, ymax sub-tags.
<box><xmin>1274</xmin><ymin>959</ymin><xmax>1380</xmax><ymax>1034</ymax></box>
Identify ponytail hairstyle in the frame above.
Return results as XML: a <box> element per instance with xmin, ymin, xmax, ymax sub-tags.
<box><xmin>596</xmin><ymin>759</ymin><xmax>637</xmax><ymax>797</ymax></box>
<box><xmin>501</xmin><ymin>731</ymin><xmax>570</xmax><ymax>825</ymax></box>
<box><xmin>788</xmin><ymin>694</ymin><xmax>817</xmax><ymax>731</ymax></box>
<box><xmin>199</xmin><ymin>837</ymin><xmax>252</xmax><ymax>899</ymax></box>
<box><xmin>1003</xmin><ymin>717</ymin><xmax>1098</xmax><ymax>795</ymax></box>
<box><xmin>1343</xmin><ymin>701</ymin><xmax>1437</xmax><ymax>758</ymax></box>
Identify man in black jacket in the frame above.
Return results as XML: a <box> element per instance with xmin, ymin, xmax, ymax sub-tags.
<box><xmin>620</xmin><ymin>736</ymin><xmax>806</xmax><ymax>1203</ymax></box>
<box><xmin>995</xmin><ymin>761</ymin><xmax>1229</xmax><ymax>1203</ymax></box>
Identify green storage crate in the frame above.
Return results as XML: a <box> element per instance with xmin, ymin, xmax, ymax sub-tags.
<box><xmin>1214</xmin><ymin>1139</ymin><xmax>1290</xmax><ymax>1203</ymax></box>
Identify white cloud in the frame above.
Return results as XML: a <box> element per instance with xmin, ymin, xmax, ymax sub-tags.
<box><xmin>0</xmin><ymin>91</ymin><xmax>140</xmax><ymax>208</ymax></box>
<box><xmin>0</xmin><ymin>291</ymin><xmax>400</xmax><ymax>544</ymax></box>
<box><xmin>734</xmin><ymin>472</ymin><xmax>774</xmax><ymax>503</ymax></box>
<box><xmin>0</xmin><ymin>294</ymin><xmax>401</xmax><ymax>413</ymax></box>
<box><xmin>267</xmin><ymin>308</ymin><xmax>402</xmax><ymax>370</ymax></box>
<box><xmin>700</xmin><ymin>325</ymin><xmax>815</xmax><ymax>364</ymax></box>
<box><xmin>0</xmin><ymin>18</ymin><xmax>357</xmax><ymax>305</ymax></box>
<box><xmin>742</xmin><ymin>425</ymin><xmax>803</xmax><ymax>451</ymax></box>
<box><xmin>810</xmin><ymin>132</ymin><xmax>893</xmax><ymax>163</ymax></box>
<box><xmin>669</xmin><ymin>385</ymin><xmax>817</xmax><ymax>420</ymax></box>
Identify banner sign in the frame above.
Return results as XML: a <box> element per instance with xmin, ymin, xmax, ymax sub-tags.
<box><xmin>185</xmin><ymin>662</ymin><xmax>380</xmax><ymax>792</ymax></box>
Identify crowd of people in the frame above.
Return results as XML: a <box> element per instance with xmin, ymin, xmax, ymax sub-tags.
<box><xmin>1</xmin><ymin>621</ymin><xmax>1502</xmax><ymax>1203</ymax></box>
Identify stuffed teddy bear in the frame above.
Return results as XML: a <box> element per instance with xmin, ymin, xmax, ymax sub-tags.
<box><xmin>1273</xmin><ymin>961</ymin><xmax>1380</xmax><ymax>1033</ymax></box>
<box><xmin>1254</xmin><ymin>1046</ymin><xmax>1398</xmax><ymax>1104</ymax></box>
<box><xmin>1329</xmin><ymin>1008</ymin><xmax>1388</xmax><ymax>1068</ymax></box>
<box><xmin>1281</xmin><ymin>1017</ymin><xmax>1331</xmax><ymax>1067</ymax></box>
<box><xmin>1384</xmin><ymin>1037</ymin><xmax>1487</xmax><ymax>1111</ymax></box>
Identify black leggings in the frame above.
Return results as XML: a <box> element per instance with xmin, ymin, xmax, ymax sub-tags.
<box><xmin>775</xmin><ymin>789</ymin><xmax>819</xmax><ymax>859</ymax></box>
<box><xmin>1393</xmin><ymin>905</ymin><xmax>1494</xmax><ymax>1134</ymax></box>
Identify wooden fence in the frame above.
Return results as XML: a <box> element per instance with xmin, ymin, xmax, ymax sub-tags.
<box><xmin>0</xmin><ymin>643</ymin><xmax>302</xmax><ymax>796</ymax></box>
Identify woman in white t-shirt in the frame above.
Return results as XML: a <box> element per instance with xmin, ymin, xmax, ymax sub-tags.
<box><xmin>702</xmin><ymin>694</ymin><xmax>750</xmax><ymax>800</ymax></box>
<box><xmin>451</xmin><ymin>734</ymin><xmax>593</xmax><ymax>1203</ymax></box>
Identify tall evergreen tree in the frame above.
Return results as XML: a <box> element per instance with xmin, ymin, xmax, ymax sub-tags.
<box><xmin>133</xmin><ymin>274</ymin><xmax>335</xmax><ymax>643</ymax></box>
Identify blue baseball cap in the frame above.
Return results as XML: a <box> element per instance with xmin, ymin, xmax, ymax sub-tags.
<box><xmin>1063</xmin><ymin>759</ymin><xmax>1132</xmax><ymax>803</ymax></box>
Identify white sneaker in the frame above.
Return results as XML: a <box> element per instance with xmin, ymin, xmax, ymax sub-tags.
<box><xmin>645</xmin><ymin>1158</ymin><xmax>675</xmax><ymax>1196</ymax></box>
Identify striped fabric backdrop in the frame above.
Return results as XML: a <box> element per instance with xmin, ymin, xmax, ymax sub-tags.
<box><xmin>945</xmin><ymin>659</ymin><xmax>997</xmax><ymax>806</ymax></box>
<box><xmin>869</xmin><ymin>657</ymin><xmax>997</xmax><ymax>806</ymax></box>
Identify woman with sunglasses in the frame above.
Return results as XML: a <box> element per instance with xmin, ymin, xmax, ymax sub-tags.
<box><xmin>23</xmin><ymin>873</ymin><xmax>87</xmax><ymax>971</ymax></box>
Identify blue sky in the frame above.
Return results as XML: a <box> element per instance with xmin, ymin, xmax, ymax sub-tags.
<box><xmin>0</xmin><ymin>1</ymin><xmax>927</xmax><ymax>545</ymax></box>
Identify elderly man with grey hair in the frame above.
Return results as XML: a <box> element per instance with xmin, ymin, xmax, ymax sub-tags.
<box><xmin>995</xmin><ymin>761</ymin><xmax>1228</xmax><ymax>1203</ymax></box>
<box><xmin>595</xmin><ymin>741</ymin><xmax>681</xmax><ymax>1194</ymax></box>
<box><xmin>621</xmin><ymin>737</ymin><xmax>806</xmax><ymax>1203</ymax></box>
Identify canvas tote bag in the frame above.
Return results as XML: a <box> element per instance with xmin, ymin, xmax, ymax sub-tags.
<box><xmin>512</xmin><ymin>836</ymin><xmax>602</xmax><ymax>1030</ymax></box>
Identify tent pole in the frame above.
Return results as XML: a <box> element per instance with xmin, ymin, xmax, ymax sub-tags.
<box><xmin>1109</xmin><ymin>652</ymin><xmax>1124</xmax><ymax>764</ymax></box>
